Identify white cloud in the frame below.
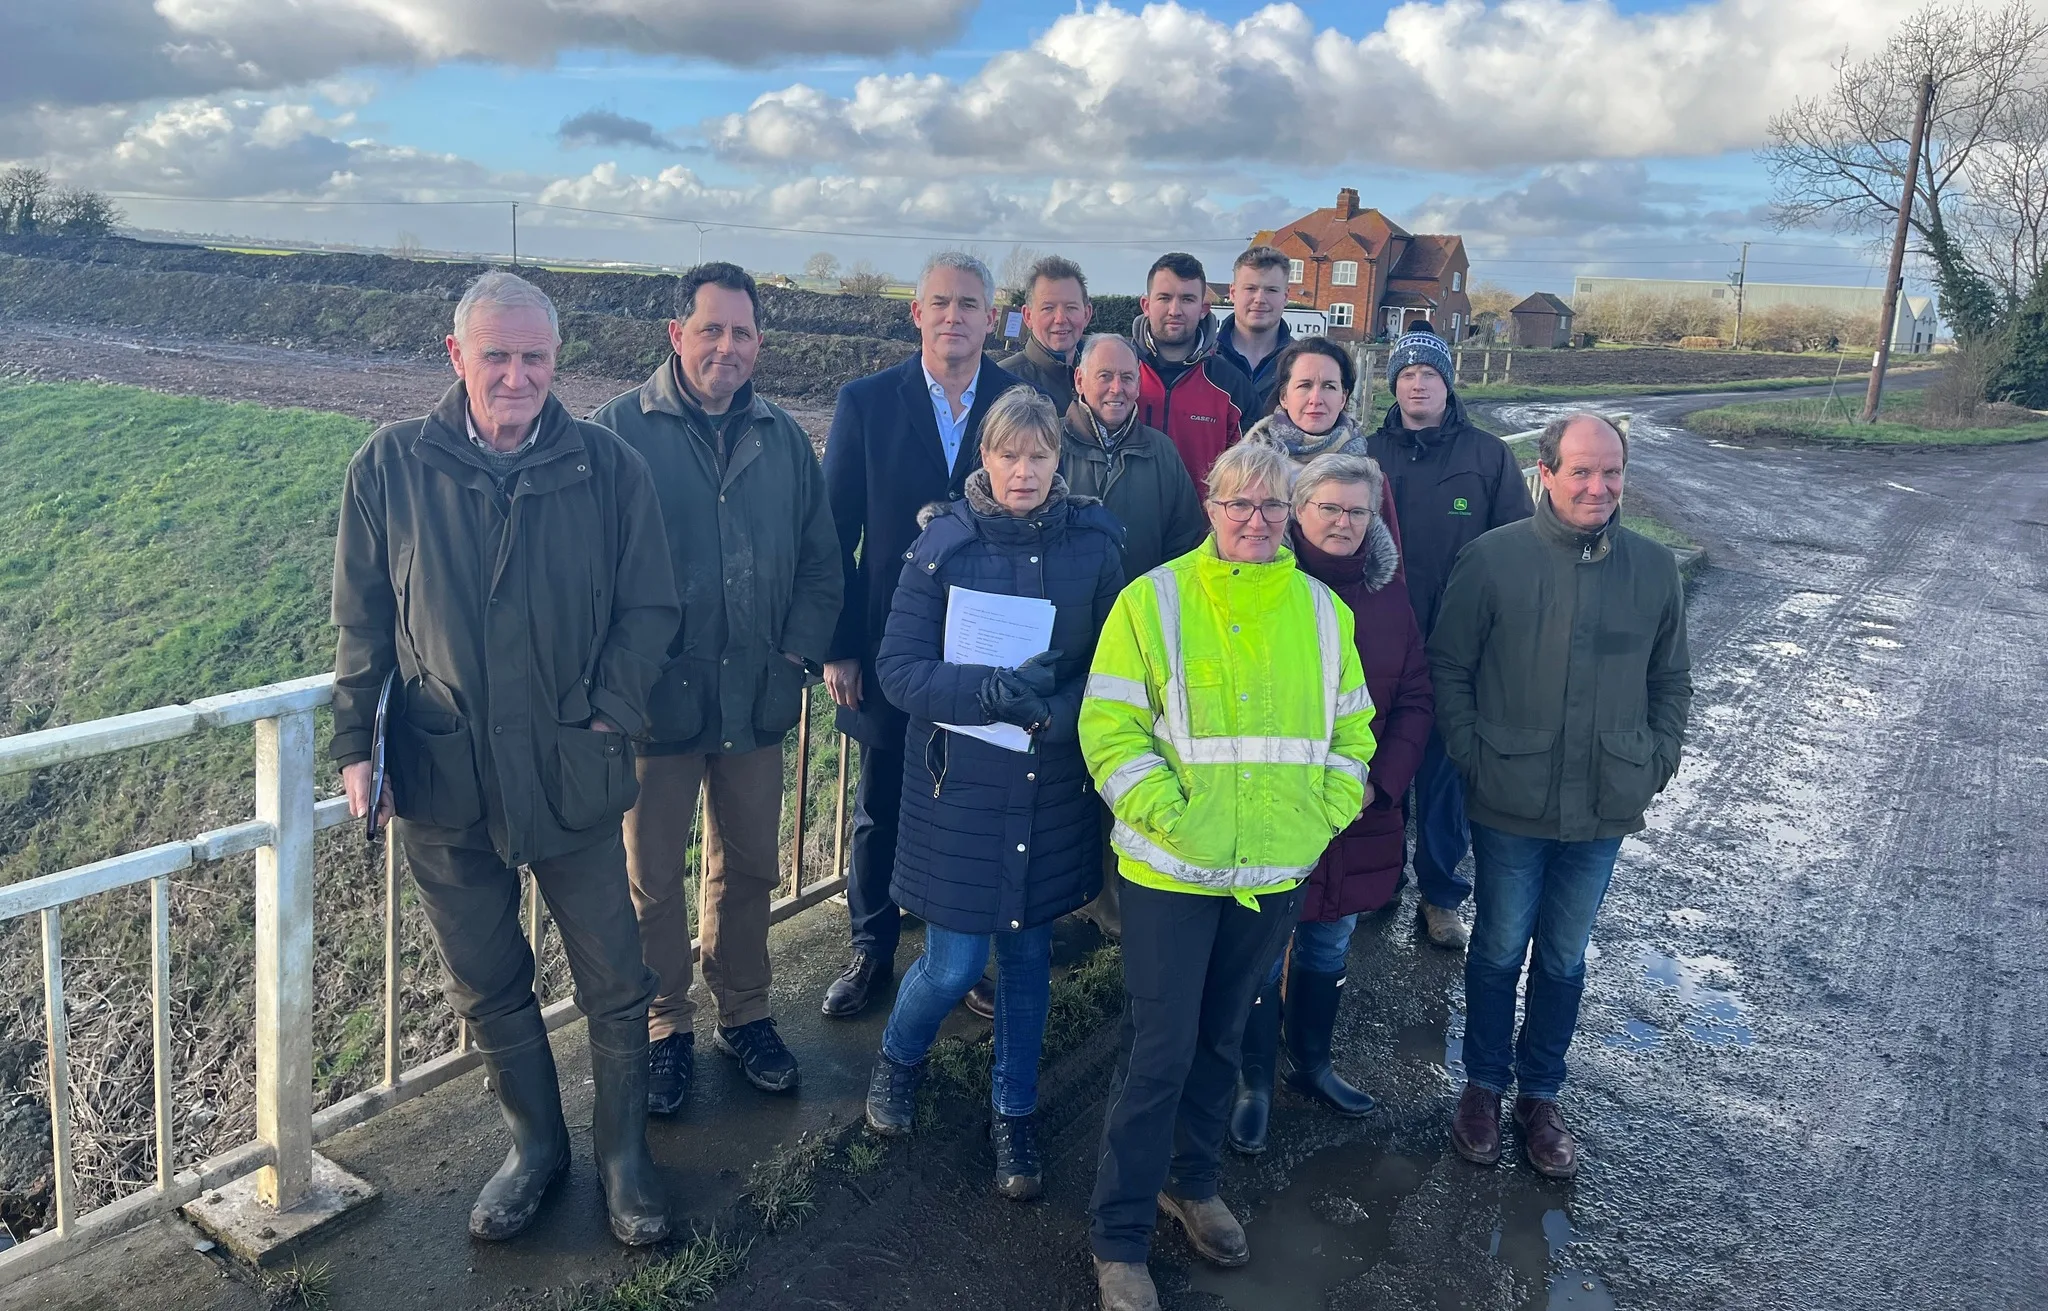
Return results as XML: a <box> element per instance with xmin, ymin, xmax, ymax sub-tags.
<box><xmin>705</xmin><ymin>0</ymin><xmax>1930</xmax><ymax>175</ymax></box>
<box><xmin>2</xmin><ymin>0</ymin><xmax>975</xmax><ymax>110</ymax></box>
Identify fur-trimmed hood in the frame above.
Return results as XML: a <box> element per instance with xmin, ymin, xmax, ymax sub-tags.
<box><xmin>1292</xmin><ymin>514</ymin><xmax>1402</xmax><ymax>593</ymax></box>
<box><xmin>916</xmin><ymin>468</ymin><xmax>1093</xmax><ymax>529</ymax></box>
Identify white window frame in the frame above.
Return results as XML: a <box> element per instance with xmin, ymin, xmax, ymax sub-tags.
<box><xmin>1452</xmin><ymin>312</ymin><xmax>1462</xmax><ymax>337</ymax></box>
<box><xmin>1331</xmin><ymin>260</ymin><xmax>1359</xmax><ymax>287</ymax></box>
<box><xmin>1288</xmin><ymin>258</ymin><xmax>1304</xmax><ymax>284</ymax></box>
<box><xmin>1327</xmin><ymin>302</ymin><xmax>1354</xmax><ymax>327</ymax></box>
<box><xmin>1451</xmin><ymin>270</ymin><xmax>1463</xmax><ymax>292</ymax></box>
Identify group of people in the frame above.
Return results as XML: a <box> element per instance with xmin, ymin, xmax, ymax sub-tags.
<box><xmin>332</xmin><ymin>242</ymin><xmax>1692</xmax><ymax>1310</ymax></box>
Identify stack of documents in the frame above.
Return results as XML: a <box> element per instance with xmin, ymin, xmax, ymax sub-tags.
<box><xmin>938</xmin><ymin>586</ymin><xmax>1054</xmax><ymax>753</ymax></box>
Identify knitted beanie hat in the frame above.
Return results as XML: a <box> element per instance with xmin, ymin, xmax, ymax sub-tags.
<box><xmin>1387</xmin><ymin>330</ymin><xmax>1453</xmax><ymax>390</ymax></box>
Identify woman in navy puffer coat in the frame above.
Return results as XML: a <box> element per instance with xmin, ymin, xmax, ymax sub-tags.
<box><xmin>864</xmin><ymin>387</ymin><xmax>1125</xmax><ymax>1203</ymax></box>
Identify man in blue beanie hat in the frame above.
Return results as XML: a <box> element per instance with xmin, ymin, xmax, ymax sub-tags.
<box><xmin>1365</xmin><ymin>328</ymin><xmax>1533</xmax><ymax>949</ymax></box>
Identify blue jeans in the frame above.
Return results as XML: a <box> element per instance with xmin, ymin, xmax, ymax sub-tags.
<box><xmin>1411</xmin><ymin>730</ymin><xmax>1473</xmax><ymax>909</ymax></box>
<box><xmin>1462</xmin><ymin>823</ymin><xmax>1622</xmax><ymax>1102</ymax></box>
<box><xmin>1265</xmin><ymin>914</ymin><xmax>1359</xmax><ymax>985</ymax></box>
<box><xmin>881</xmin><ymin>922</ymin><xmax>1053</xmax><ymax>1117</ymax></box>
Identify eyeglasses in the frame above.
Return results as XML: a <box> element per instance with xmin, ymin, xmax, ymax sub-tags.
<box><xmin>1307</xmin><ymin>502</ymin><xmax>1374</xmax><ymax>526</ymax></box>
<box><xmin>1211</xmin><ymin>498</ymin><xmax>1291</xmax><ymax>524</ymax></box>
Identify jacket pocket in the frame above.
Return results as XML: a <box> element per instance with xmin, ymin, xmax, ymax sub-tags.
<box><xmin>1471</xmin><ymin>719</ymin><xmax>1556</xmax><ymax>821</ymax></box>
<box><xmin>1595</xmin><ymin>728</ymin><xmax>1660</xmax><ymax>822</ymax></box>
<box><xmin>646</xmin><ymin>655</ymin><xmax>709</xmax><ymax>744</ymax></box>
<box><xmin>1182</xmin><ymin>657</ymin><xmax>1230</xmax><ymax>737</ymax></box>
<box><xmin>392</xmin><ymin>714</ymin><xmax>484</xmax><ymax>831</ymax></box>
<box><xmin>753</xmin><ymin>655</ymin><xmax>806</xmax><ymax>737</ymax></box>
<box><xmin>549</xmin><ymin>726</ymin><xmax>639</xmax><ymax>831</ymax></box>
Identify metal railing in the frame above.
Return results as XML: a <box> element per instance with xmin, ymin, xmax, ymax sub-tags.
<box><xmin>0</xmin><ymin>676</ymin><xmax>852</xmax><ymax>1281</ymax></box>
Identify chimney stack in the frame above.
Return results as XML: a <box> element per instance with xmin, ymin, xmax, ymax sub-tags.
<box><xmin>1334</xmin><ymin>187</ymin><xmax>1360</xmax><ymax>220</ymax></box>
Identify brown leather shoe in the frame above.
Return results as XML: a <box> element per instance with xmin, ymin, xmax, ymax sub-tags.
<box><xmin>1157</xmin><ymin>1192</ymin><xmax>1249</xmax><ymax>1268</ymax></box>
<box><xmin>1094</xmin><ymin>1257</ymin><xmax>1161</xmax><ymax>1311</ymax></box>
<box><xmin>1450</xmin><ymin>1083</ymin><xmax>1503</xmax><ymax>1165</ymax></box>
<box><xmin>1514</xmin><ymin>1096</ymin><xmax>1580</xmax><ymax>1178</ymax></box>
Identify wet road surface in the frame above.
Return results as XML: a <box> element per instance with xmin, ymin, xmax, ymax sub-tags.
<box><xmin>704</xmin><ymin>389</ymin><xmax>2048</xmax><ymax>1309</ymax></box>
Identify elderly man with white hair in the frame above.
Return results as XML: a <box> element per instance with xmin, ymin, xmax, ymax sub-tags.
<box><xmin>332</xmin><ymin>270</ymin><xmax>680</xmax><ymax>1247</ymax></box>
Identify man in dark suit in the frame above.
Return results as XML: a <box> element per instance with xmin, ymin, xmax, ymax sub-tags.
<box><xmin>819</xmin><ymin>251</ymin><xmax>1023</xmax><ymax>1017</ymax></box>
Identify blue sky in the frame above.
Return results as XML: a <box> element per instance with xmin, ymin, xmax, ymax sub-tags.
<box><xmin>0</xmin><ymin>0</ymin><xmax>1939</xmax><ymax>295</ymax></box>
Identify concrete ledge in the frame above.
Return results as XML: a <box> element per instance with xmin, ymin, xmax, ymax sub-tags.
<box><xmin>1675</xmin><ymin>545</ymin><xmax>1709</xmax><ymax>587</ymax></box>
<box><xmin>180</xmin><ymin>1153</ymin><xmax>377</xmax><ymax>1268</ymax></box>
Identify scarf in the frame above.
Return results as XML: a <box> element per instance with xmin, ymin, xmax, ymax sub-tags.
<box><xmin>1246</xmin><ymin>409</ymin><xmax>1369</xmax><ymax>462</ymax></box>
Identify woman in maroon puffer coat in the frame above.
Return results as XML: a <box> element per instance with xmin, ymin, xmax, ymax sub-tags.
<box><xmin>1228</xmin><ymin>451</ymin><xmax>1435</xmax><ymax>1155</ymax></box>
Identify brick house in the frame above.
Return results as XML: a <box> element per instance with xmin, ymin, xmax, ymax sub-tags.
<box><xmin>1251</xmin><ymin>188</ymin><xmax>1472</xmax><ymax>343</ymax></box>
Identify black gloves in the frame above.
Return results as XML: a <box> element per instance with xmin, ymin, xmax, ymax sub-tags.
<box><xmin>979</xmin><ymin>649</ymin><xmax>1063</xmax><ymax>732</ymax></box>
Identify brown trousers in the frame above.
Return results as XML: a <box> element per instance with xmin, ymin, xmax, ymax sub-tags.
<box><xmin>623</xmin><ymin>745</ymin><xmax>784</xmax><ymax>1037</ymax></box>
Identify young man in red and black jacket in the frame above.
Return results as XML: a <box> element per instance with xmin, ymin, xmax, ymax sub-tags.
<box><xmin>1132</xmin><ymin>251</ymin><xmax>1260</xmax><ymax>493</ymax></box>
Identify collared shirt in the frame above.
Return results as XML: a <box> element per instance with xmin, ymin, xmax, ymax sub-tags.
<box><xmin>923</xmin><ymin>361</ymin><xmax>976</xmax><ymax>473</ymax></box>
<box><xmin>466</xmin><ymin>408</ymin><xmax>538</xmax><ymax>458</ymax></box>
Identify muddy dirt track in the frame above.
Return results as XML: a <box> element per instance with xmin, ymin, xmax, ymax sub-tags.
<box><xmin>698</xmin><ymin>389</ymin><xmax>2048</xmax><ymax>1311</ymax></box>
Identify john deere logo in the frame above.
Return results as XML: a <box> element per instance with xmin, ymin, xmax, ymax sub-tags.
<box><xmin>1450</xmin><ymin>497</ymin><xmax>1471</xmax><ymax>515</ymax></box>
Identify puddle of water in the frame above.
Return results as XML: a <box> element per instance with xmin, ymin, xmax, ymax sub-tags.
<box><xmin>1491</xmin><ymin>1199</ymin><xmax>1618</xmax><ymax>1311</ymax></box>
<box><xmin>1604</xmin><ymin>1018</ymin><xmax>1662</xmax><ymax>1051</ymax></box>
<box><xmin>1641</xmin><ymin>949</ymin><xmax>1754</xmax><ymax>1046</ymax></box>
<box><xmin>1394</xmin><ymin>1019</ymin><xmax>1463</xmax><ymax>1077</ymax></box>
<box><xmin>1189</xmin><ymin>1137</ymin><xmax>1432</xmax><ymax>1311</ymax></box>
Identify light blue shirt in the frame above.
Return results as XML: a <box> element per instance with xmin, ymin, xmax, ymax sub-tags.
<box><xmin>923</xmin><ymin>362</ymin><xmax>976</xmax><ymax>474</ymax></box>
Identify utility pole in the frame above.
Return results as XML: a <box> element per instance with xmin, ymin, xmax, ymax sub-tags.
<box><xmin>510</xmin><ymin>202</ymin><xmax>519</xmax><ymax>268</ymax></box>
<box><xmin>1730</xmin><ymin>242</ymin><xmax>1749</xmax><ymax>350</ymax></box>
<box><xmin>1864</xmin><ymin>74</ymin><xmax>1933</xmax><ymax>424</ymax></box>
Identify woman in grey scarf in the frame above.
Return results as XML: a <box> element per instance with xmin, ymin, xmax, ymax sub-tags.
<box><xmin>1242</xmin><ymin>337</ymin><xmax>1368</xmax><ymax>465</ymax></box>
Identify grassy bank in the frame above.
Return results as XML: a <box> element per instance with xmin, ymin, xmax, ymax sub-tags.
<box><xmin>0</xmin><ymin>380</ymin><xmax>850</xmax><ymax>1228</ymax></box>
<box><xmin>1687</xmin><ymin>391</ymin><xmax>2048</xmax><ymax>446</ymax></box>
<box><xmin>1455</xmin><ymin>369</ymin><xmax>1932</xmax><ymax>404</ymax></box>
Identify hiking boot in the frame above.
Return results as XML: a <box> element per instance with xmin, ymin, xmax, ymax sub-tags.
<box><xmin>1514</xmin><ymin>1096</ymin><xmax>1581</xmax><ymax>1179</ymax></box>
<box><xmin>821</xmin><ymin>948</ymin><xmax>892</xmax><ymax>1018</ymax></box>
<box><xmin>469</xmin><ymin>1024</ymin><xmax>570</xmax><ymax>1241</ymax></box>
<box><xmin>1450</xmin><ymin>1082</ymin><xmax>1503</xmax><ymax>1166</ymax></box>
<box><xmin>1418</xmin><ymin>902</ymin><xmax>1470</xmax><ymax>950</ymax></box>
<box><xmin>1157</xmin><ymin>1192</ymin><xmax>1249</xmax><ymax>1268</ymax></box>
<box><xmin>963</xmin><ymin>976</ymin><xmax>997</xmax><ymax>1021</ymax></box>
<box><xmin>713</xmin><ymin>1018</ymin><xmax>800</xmax><ymax>1094</ymax></box>
<box><xmin>864</xmin><ymin>1052</ymin><xmax>924</xmax><ymax>1136</ymax></box>
<box><xmin>1281</xmin><ymin>967</ymin><xmax>1376</xmax><ymax>1118</ymax></box>
<box><xmin>645</xmin><ymin>1031</ymin><xmax>694</xmax><ymax>1116</ymax></box>
<box><xmin>1227</xmin><ymin>981</ymin><xmax>1281</xmax><ymax>1155</ymax></box>
<box><xmin>990</xmin><ymin>1112</ymin><xmax>1042</xmax><ymax>1201</ymax></box>
<box><xmin>1093</xmin><ymin>1257</ymin><xmax>1161</xmax><ymax>1311</ymax></box>
<box><xmin>586</xmin><ymin>1018</ymin><xmax>671</xmax><ymax>1247</ymax></box>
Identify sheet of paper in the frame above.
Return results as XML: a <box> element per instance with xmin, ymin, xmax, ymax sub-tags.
<box><xmin>938</xmin><ymin>585</ymin><xmax>1055</xmax><ymax>753</ymax></box>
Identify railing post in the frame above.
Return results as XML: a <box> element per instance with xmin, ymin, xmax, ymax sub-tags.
<box><xmin>42</xmin><ymin>907</ymin><xmax>77</xmax><ymax>1237</ymax></box>
<box><xmin>252</xmin><ymin>709</ymin><xmax>315</xmax><ymax>1210</ymax></box>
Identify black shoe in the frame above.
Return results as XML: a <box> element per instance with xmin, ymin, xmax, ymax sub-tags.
<box><xmin>713</xmin><ymin>1018</ymin><xmax>800</xmax><ymax>1094</ymax></box>
<box><xmin>963</xmin><ymin>977</ymin><xmax>997</xmax><ymax>1021</ymax></box>
<box><xmin>1282</xmin><ymin>966</ymin><xmax>1376</xmax><ymax>1118</ymax></box>
<box><xmin>991</xmin><ymin>1113</ymin><xmax>1042</xmax><ymax>1201</ymax></box>
<box><xmin>822</xmin><ymin>949</ymin><xmax>893</xmax><ymax>1019</ymax></box>
<box><xmin>646</xmin><ymin>1031</ymin><xmax>694</xmax><ymax>1115</ymax></box>
<box><xmin>1227</xmin><ymin>981</ymin><xmax>1281</xmax><ymax>1155</ymax></box>
<box><xmin>586</xmin><ymin>1018</ymin><xmax>672</xmax><ymax>1247</ymax></box>
<box><xmin>864</xmin><ymin>1052</ymin><xmax>924</xmax><ymax>1136</ymax></box>
<box><xmin>469</xmin><ymin>1020</ymin><xmax>571</xmax><ymax>1242</ymax></box>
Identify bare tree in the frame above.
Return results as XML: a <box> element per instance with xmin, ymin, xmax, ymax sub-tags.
<box><xmin>997</xmin><ymin>244</ymin><xmax>1046</xmax><ymax>299</ymax></box>
<box><xmin>804</xmin><ymin>251</ymin><xmax>840</xmax><ymax>283</ymax></box>
<box><xmin>1953</xmin><ymin>81</ymin><xmax>2048</xmax><ymax>303</ymax></box>
<box><xmin>394</xmin><ymin>230</ymin><xmax>423</xmax><ymax>257</ymax></box>
<box><xmin>1</xmin><ymin>166</ymin><xmax>51</xmax><ymax>234</ymax></box>
<box><xmin>1762</xmin><ymin>1</ymin><xmax>2048</xmax><ymax>319</ymax></box>
<box><xmin>45</xmin><ymin>188</ymin><xmax>121</xmax><ymax>237</ymax></box>
<box><xmin>840</xmin><ymin>259</ymin><xmax>890</xmax><ymax>295</ymax></box>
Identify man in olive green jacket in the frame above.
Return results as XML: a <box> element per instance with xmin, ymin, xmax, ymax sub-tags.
<box><xmin>592</xmin><ymin>263</ymin><xmax>842</xmax><ymax>1108</ymax></box>
<box><xmin>333</xmin><ymin>272</ymin><xmax>679</xmax><ymax>1246</ymax></box>
<box><xmin>1426</xmin><ymin>411</ymin><xmax>1691</xmax><ymax>1184</ymax></box>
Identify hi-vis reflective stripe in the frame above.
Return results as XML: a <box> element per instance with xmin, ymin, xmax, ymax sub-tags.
<box><xmin>1099</xmin><ymin>752</ymin><xmax>1167</xmax><ymax>807</ymax></box>
<box><xmin>1327</xmin><ymin>752</ymin><xmax>1371</xmax><ymax>787</ymax></box>
<box><xmin>1139</xmin><ymin>565</ymin><xmax>1363</xmax><ymax>767</ymax></box>
<box><xmin>1111</xmin><ymin>819</ymin><xmax>1310</xmax><ymax>894</ymax></box>
<box><xmin>1086</xmin><ymin>672</ymin><xmax>1151</xmax><ymax>711</ymax></box>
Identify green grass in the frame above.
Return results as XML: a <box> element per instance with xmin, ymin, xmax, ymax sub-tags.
<box><xmin>1687</xmin><ymin>391</ymin><xmax>2048</xmax><ymax>446</ymax></box>
<box><xmin>1455</xmin><ymin>371</ymin><xmax>1925</xmax><ymax>403</ymax></box>
<box><xmin>1623</xmin><ymin>515</ymin><xmax>1695</xmax><ymax>551</ymax></box>
<box><xmin>566</xmin><ymin>1228</ymin><xmax>751</xmax><ymax>1311</ymax></box>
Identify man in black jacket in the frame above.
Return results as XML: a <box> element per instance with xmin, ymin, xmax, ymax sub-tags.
<box><xmin>1364</xmin><ymin>330</ymin><xmax>1533</xmax><ymax>950</ymax></box>
<box><xmin>1000</xmin><ymin>254</ymin><xmax>1094</xmax><ymax>413</ymax></box>
<box><xmin>820</xmin><ymin>251</ymin><xmax>1023</xmax><ymax>1017</ymax></box>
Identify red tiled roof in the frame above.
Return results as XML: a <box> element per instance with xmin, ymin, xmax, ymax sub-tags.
<box><xmin>1390</xmin><ymin>234</ymin><xmax>1463</xmax><ymax>281</ymax></box>
<box><xmin>1513</xmin><ymin>292</ymin><xmax>1574</xmax><ymax>316</ymax></box>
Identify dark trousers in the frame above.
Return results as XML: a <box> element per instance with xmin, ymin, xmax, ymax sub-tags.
<box><xmin>1411</xmin><ymin>729</ymin><xmax>1473</xmax><ymax>910</ymax></box>
<box><xmin>401</xmin><ymin>823</ymin><xmax>655</xmax><ymax>1051</ymax></box>
<box><xmin>1088</xmin><ymin>880</ymin><xmax>1305</xmax><ymax>1264</ymax></box>
<box><xmin>846</xmin><ymin>741</ymin><xmax>904</xmax><ymax>959</ymax></box>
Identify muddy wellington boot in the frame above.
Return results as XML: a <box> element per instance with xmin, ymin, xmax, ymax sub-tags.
<box><xmin>585</xmin><ymin>1018</ymin><xmax>672</xmax><ymax>1246</ymax></box>
<box><xmin>1227</xmin><ymin>981</ymin><xmax>1282</xmax><ymax>1155</ymax></box>
<box><xmin>469</xmin><ymin>1015</ymin><xmax>571</xmax><ymax>1241</ymax></box>
<box><xmin>1281</xmin><ymin>967</ymin><xmax>1376</xmax><ymax>1117</ymax></box>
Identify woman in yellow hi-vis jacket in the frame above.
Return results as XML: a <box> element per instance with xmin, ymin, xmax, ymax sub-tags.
<box><xmin>1079</xmin><ymin>439</ymin><xmax>1377</xmax><ymax>1311</ymax></box>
